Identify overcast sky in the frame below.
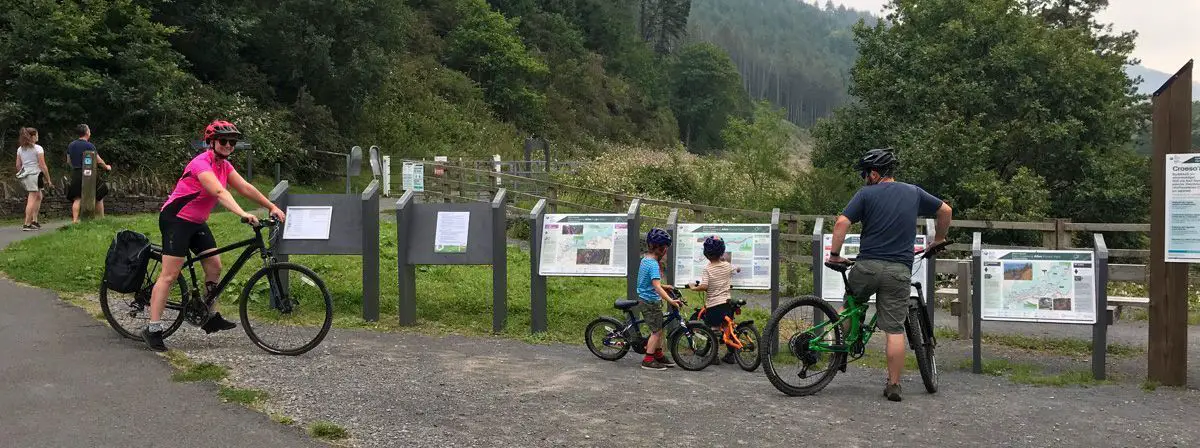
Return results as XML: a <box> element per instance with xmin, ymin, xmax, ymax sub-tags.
<box><xmin>826</xmin><ymin>0</ymin><xmax>1198</xmax><ymax>74</ymax></box>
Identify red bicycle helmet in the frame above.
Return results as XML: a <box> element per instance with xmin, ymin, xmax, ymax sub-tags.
<box><xmin>203</xmin><ymin>120</ymin><xmax>242</xmax><ymax>142</ymax></box>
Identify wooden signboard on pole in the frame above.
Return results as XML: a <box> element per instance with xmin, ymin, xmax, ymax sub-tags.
<box><xmin>80</xmin><ymin>150</ymin><xmax>98</xmax><ymax>219</ymax></box>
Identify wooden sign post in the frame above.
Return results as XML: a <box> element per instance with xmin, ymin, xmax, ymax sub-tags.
<box><xmin>1148</xmin><ymin>59</ymin><xmax>1193</xmax><ymax>387</ymax></box>
<box><xmin>80</xmin><ymin>150</ymin><xmax>98</xmax><ymax>220</ymax></box>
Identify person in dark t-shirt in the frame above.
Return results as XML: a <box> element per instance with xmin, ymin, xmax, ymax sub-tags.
<box><xmin>66</xmin><ymin>124</ymin><xmax>113</xmax><ymax>222</ymax></box>
<box><xmin>827</xmin><ymin>148</ymin><xmax>952</xmax><ymax>402</ymax></box>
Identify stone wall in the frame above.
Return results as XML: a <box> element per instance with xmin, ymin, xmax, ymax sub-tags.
<box><xmin>0</xmin><ymin>178</ymin><xmax>165</xmax><ymax>220</ymax></box>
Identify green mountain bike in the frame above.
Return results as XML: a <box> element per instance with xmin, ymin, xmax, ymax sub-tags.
<box><xmin>760</xmin><ymin>240</ymin><xmax>948</xmax><ymax>396</ymax></box>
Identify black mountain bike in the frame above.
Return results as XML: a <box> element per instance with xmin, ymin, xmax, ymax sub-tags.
<box><xmin>760</xmin><ymin>240</ymin><xmax>948</xmax><ymax>396</ymax></box>
<box><xmin>99</xmin><ymin>216</ymin><xmax>334</xmax><ymax>356</ymax></box>
<box><xmin>584</xmin><ymin>288</ymin><xmax>720</xmax><ymax>370</ymax></box>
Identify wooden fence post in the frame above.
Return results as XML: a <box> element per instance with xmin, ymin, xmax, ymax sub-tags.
<box><xmin>1042</xmin><ymin>218</ymin><xmax>1057</xmax><ymax>248</ymax></box>
<box><xmin>1056</xmin><ymin>219</ymin><xmax>1072</xmax><ymax>249</ymax></box>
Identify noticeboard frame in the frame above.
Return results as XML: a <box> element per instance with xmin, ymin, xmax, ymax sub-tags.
<box><xmin>666</xmin><ymin>209</ymin><xmax>781</xmax><ymax>310</ymax></box>
<box><xmin>527</xmin><ymin>199</ymin><xmax>640</xmax><ymax>333</ymax></box>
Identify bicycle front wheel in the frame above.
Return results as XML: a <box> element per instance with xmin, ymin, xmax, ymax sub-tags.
<box><xmin>238</xmin><ymin>262</ymin><xmax>333</xmax><ymax>356</ymax></box>
<box><xmin>761</xmin><ymin>296</ymin><xmax>845</xmax><ymax>396</ymax></box>
<box><xmin>734</xmin><ymin>322</ymin><xmax>761</xmax><ymax>372</ymax></box>
<box><xmin>906</xmin><ymin>305</ymin><xmax>938</xmax><ymax>393</ymax></box>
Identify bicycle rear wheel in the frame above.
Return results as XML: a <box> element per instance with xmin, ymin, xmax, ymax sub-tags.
<box><xmin>99</xmin><ymin>266</ymin><xmax>187</xmax><ymax>341</ymax></box>
<box><xmin>761</xmin><ymin>296</ymin><xmax>845</xmax><ymax>396</ymax></box>
<box><xmin>906</xmin><ymin>305</ymin><xmax>938</xmax><ymax>393</ymax></box>
<box><xmin>734</xmin><ymin>322</ymin><xmax>761</xmax><ymax>372</ymax></box>
<box><xmin>238</xmin><ymin>262</ymin><xmax>333</xmax><ymax>356</ymax></box>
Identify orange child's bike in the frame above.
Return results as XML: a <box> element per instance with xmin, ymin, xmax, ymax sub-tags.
<box><xmin>680</xmin><ymin>296</ymin><xmax>762</xmax><ymax>372</ymax></box>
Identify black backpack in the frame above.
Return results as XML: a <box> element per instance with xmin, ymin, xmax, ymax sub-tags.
<box><xmin>104</xmin><ymin>230</ymin><xmax>151</xmax><ymax>293</ymax></box>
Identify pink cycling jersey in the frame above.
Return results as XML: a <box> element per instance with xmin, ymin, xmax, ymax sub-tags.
<box><xmin>161</xmin><ymin>150</ymin><xmax>235</xmax><ymax>223</ymax></box>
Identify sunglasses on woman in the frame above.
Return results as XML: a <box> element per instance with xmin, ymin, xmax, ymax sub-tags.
<box><xmin>214</xmin><ymin>138</ymin><xmax>238</xmax><ymax>147</ymax></box>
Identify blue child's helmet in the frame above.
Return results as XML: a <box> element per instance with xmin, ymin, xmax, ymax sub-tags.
<box><xmin>647</xmin><ymin>228</ymin><xmax>672</xmax><ymax>246</ymax></box>
<box><xmin>703</xmin><ymin>235</ymin><xmax>725</xmax><ymax>258</ymax></box>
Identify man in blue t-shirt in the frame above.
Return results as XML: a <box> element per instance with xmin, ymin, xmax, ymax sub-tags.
<box><xmin>66</xmin><ymin>124</ymin><xmax>113</xmax><ymax>222</ymax></box>
<box><xmin>827</xmin><ymin>148</ymin><xmax>952</xmax><ymax>402</ymax></box>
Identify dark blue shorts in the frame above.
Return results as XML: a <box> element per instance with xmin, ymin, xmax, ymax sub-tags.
<box><xmin>700</xmin><ymin>303</ymin><xmax>733</xmax><ymax>328</ymax></box>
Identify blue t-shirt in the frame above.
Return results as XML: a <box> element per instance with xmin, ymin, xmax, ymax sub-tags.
<box><xmin>842</xmin><ymin>181</ymin><xmax>944</xmax><ymax>268</ymax></box>
<box><xmin>636</xmin><ymin>257</ymin><xmax>662</xmax><ymax>302</ymax></box>
<box><xmin>67</xmin><ymin>139</ymin><xmax>96</xmax><ymax>169</ymax></box>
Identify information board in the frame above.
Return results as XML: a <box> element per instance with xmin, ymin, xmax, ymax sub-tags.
<box><xmin>282</xmin><ymin>206</ymin><xmax>333</xmax><ymax>240</ymax></box>
<box><xmin>402</xmin><ymin>162</ymin><xmax>425</xmax><ymax>192</ymax></box>
<box><xmin>538</xmin><ymin>214</ymin><xmax>628</xmax><ymax>276</ymax></box>
<box><xmin>979</xmin><ymin>249</ymin><xmax>1097</xmax><ymax>324</ymax></box>
<box><xmin>434</xmin><ymin>211</ymin><xmax>469</xmax><ymax>253</ymax></box>
<box><xmin>672</xmin><ymin>224</ymin><xmax>771</xmax><ymax>289</ymax></box>
<box><xmin>1165</xmin><ymin>154</ymin><xmax>1200</xmax><ymax>262</ymax></box>
<box><xmin>821</xmin><ymin>234</ymin><xmax>928</xmax><ymax>302</ymax></box>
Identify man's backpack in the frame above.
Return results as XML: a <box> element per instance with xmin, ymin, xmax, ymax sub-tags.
<box><xmin>104</xmin><ymin>230</ymin><xmax>151</xmax><ymax>293</ymax></box>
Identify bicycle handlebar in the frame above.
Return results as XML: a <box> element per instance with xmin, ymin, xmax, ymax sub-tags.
<box><xmin>823</xmin><ymin>239</ymin><xmax>951</xmax><ymax>273</ymax></box>
<box><xmin>241</xmin><ymin>216</ymin><xmax>281</xmax><ymax>229</ymax></box>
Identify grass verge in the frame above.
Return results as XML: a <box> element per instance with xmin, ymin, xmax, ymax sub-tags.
<box><xmin>308</xmin><ymin>421</ymin><xmax>349</xmax><ymax>441</ymax></box>
<box><xmin>164</xmin><ymin>350</ymin><xmax>229</xmax><ymax>383</ymax></box>
<box><xmin>219</xmin><ymin>385</ymin><xmax>269</xmax><ymax>406</ymax></box>
<box><xmin>935</xmin><ymin>327</ymin><xmax>1143</xmax><ymax>358</ymax></box>
<box><xmin>959</xmin><ymin>359</ymin><xmax>1112</xmax><ymax>387</ymax></box>
<box><xmin>0</xmin><ymin>212</ymin><xmax>766</xmax><ymax>346</ymax></box>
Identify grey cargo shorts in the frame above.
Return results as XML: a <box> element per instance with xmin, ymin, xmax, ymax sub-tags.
<box><xmin>847</xmin><ymin>259</ymin><xmax>912</xmax><ymax>334</ymax></box>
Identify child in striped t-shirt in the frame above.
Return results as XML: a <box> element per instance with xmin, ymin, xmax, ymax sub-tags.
<box><xmin>685</xmin><ymin>235</ymin><xmax>741</xmax><ymax>365</ymax></box>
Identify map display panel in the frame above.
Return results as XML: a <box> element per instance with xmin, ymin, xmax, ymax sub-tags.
<box><xmin>538</xmin><ymin>214</ymin><xmax>628</xmax><ymax>277</ymax></box>
<box><xmin>980</xmin><ymin>249</ymin><xmax>1096</xmax><ymax>324</ymax></box>
<box><xmin>672</xmin><ymin>224</ymin><xmax>771</xmax><ymax>290</ymax></box>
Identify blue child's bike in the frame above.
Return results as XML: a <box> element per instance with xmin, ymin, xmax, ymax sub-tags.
<box><xmin>584</xmin><ymin>288</ymin><xmax>720</xmax><ymax>370</ymax></box>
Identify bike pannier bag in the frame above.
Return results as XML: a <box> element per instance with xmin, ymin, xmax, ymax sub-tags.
<box><xmin>104</xmin><ymin>229</ymin><xmax>151</xmax><ymax>293</ymax></box>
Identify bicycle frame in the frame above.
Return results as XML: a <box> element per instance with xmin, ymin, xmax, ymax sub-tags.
<box><xmin>803</xmin><ymin>248</ymin><xmax>939</xmax><ymax>355</ymax></box>
<box><xmin>170</xmin><ymin>220</ymin><xmax>280</xmax><ymax>308</ymax></box>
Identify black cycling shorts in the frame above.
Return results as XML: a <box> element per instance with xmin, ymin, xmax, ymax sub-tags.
<box><xmin>158</xmin><ymin>213</ymin><xmax>217</xmax><ymax>258</ymax></box>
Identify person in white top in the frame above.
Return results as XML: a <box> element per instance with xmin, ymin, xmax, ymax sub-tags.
<box><xmin>14</xmin><ymin>127</ymin><xmax>53</xmax><ymax>231</ymax></box>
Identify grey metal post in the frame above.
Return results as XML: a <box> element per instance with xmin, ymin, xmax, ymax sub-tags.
<box><xmin>925</xmin><ymin>218</ymin><xmax>937</xmax><ymax>323</ymax></box>
<box><xmin>971</xmin><ymin>232</ymin><xmax>983</xmax><ymax>374</ymax></box>
<box><xmin>274</xmin><ymin>163</ymin><xmax>281</xmax><ymax>184</ymax></box>
<box><xmin>812</xmin><ymin>218</ymin><xmax>824</xmax><ymax>300</ymax></box>
<box><xmin>811</xmin><ymin>218</ymin><xmax>825</xmax><ymax>326</ymax></box>
<box><xmin>345</xmin><ymin>153</ymin><xmax>352</xmax><ymax>195</ymax></box>
<box><xmin>247</xmin><ymin>150</ymin><xmax>253</xmax><ymax>181</ymax></box>
<box><xmin>1092</xmin><ymin>233</ymin><xmax>1109</xmax><ymax>380</ymax></box>
<box><xmin>529</xmin><ymin>199</ymin><xmax>548</xmax><ymax>333</ymax></box>
<box><xmin>665</xmin><ymin>208</ymin><xmax>678</xmax><ymax>287</ymax></box>
<box><xmin>268</xmin><ymin>181</ymin><xmax>290</xmax><ymax>309</ymax></box>
<box><xmin>771</xmin><ymin>208</ymin><xmax>781</xmax><ymax>311</ymax></box>
<box><xmin>626</xmin><ymin>199</ymin><xmax>641</xmax><ymax>301</ymax></box>
<box><xmin>396</xmin><ymin>191</ymin><xmax>416</xmax><ymax>326</ymax></box>
<box><xmin>491</xmin><ymin>189</ymin><xmax>508</xmax><ymax>333</ymax></box>
<box><xmin>361</xmin><ymin>180</ymin><xmax>380</xmax><ymax>322</ymax></box>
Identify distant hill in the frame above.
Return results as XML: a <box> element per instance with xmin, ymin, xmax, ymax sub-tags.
<box><xmin>1126</xmin><ymin>64</ymin><xmax>1200</xmax><ymax>100</ymax></box>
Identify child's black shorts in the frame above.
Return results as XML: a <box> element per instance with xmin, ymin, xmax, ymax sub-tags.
<box><xmin>701</xmin><ymin>302</ymin><xmax>733</xmax><ymax>328</ymax></box>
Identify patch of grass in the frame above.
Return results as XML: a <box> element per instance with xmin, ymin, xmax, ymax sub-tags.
<box><xmin>934</xmin><ymin>327</ymin><xmax>958</xmax><ymax>340</ymax></box>
<box><xmin>958</xmin><ymin>359</ymin><xmax>1111</xmax><ymax>387</ymax></box>
<box><xmin>272</xmin><ymin>413</ymin><xmax>296</xmax><ymax>426</ymax></box>
<box><xmin>219</xmin><ymin>386</ymin><xmax>269</xmax><ymax>405</ymax></box>
<box><xmin>161</xmin><ymin>350</ymin><xmax>229</xmax><ymax>382</ymax></box>
<box><xmin>981</xmin><ymin>333</ymin><xmax>1142</xmax><ymax>358</ymax></box>
<box><xmin>308</xmin><ymin>421</ymin><xmax>349</xmax><ymax>440</ymax></box>
<box><xmin>172</xmin><ymin>362</ymin><xmax>228</xmax><ymax>382</ymax></box>
<box><xmin>1123</xmin><ymin>307</ymin><xmax>1200</xmax><ymax>326</ymax></box>
<box><xmin>1141</xmin><ymin>379</ymin><xmax>1160</xmax><ymax>392</ymax></box>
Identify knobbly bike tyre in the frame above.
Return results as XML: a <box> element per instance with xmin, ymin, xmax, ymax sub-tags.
<box><xmin>585</xmin><ymin>316</ymin><xmax>630</xmax><ymax>361</ymax></box>
<box><xmin>906</xmin><ymin>305</ymin><xmax>938</xmax><ymax>393</ymax></box>
<box><xmin>734</xmin><ymin>322</ymin><xmax>762</xmax><ymax>372</ymax></box>
<box><xmin>761</xmin><ymin>295</ymin><xmax>845</xmax><ymax>397</ymax></box>
<box><xmin>668</xmin><ymin>322</ymin><xmax>719</xmax><ymax>371</ymax></box>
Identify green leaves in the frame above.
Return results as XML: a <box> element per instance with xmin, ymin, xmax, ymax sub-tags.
<box><xmin>669</xmin><ymin>42</ymin><xmax>747</xmax><ymax>153</ymax></box>
<box><xmin>813</xmin><ymin>0</ymin><xmax>1145</xmax><ymax>224</ymax></box>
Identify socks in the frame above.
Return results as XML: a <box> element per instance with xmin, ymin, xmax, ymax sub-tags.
<box><xmin>148</xmin><ymin>321</ymin><xmax>163</xmax><ymax>332</ymax></box>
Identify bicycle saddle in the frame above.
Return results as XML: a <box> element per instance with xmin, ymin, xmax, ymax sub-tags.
<box><xmin>614</xmin><ymin>299</ymin><xmax>640</xmax><ymax>310</ymax></box>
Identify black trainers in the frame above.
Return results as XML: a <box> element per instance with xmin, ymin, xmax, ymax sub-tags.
<box><xmin>31</xmin><ymin>221</ymin><xmax>41</xmax><ymax>229</ymax></box>
<box><xmin>21</xmin><ymin>224</ymin><xmax>34</xmax><ymax>232</ymax></box>
<box><xmin>142</xmin><ymin>327</ymin><xmax>168</xmax><ymax>352</ymax></box>
<box><xmin>654</xmin><ymin>353</ymin><xmax>675</xmax><ymax>368</ymax></box>
<box><xmin>641</xmin><ymin>358</ymin><xmax>667</xmax><ymax>370</ymax></box>
<box><xmin>201</xmin><ymin>312</ymin><xmax>237</xmax><ymax>334</ymax></box>
<box><xmin>884</xmin><ymin>382</ymin><xmax>902</xmax><ymax>402</ymax></box>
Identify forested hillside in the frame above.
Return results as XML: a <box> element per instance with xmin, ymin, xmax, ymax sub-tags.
<box><xmin>0</xmin><ymin>0</ymin><xmax>760</xmax><ymax>175</ymax></box>
<box><xmin>688</xmin><ymin>0</ymin><xmax>870</xmax><ymax>126</ymax></box>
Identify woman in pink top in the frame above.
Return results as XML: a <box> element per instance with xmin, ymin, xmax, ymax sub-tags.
<box><xmin>142</xmin><ymin>120</ymin><xmax>286</xmax><ymax>352</ymax></box>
